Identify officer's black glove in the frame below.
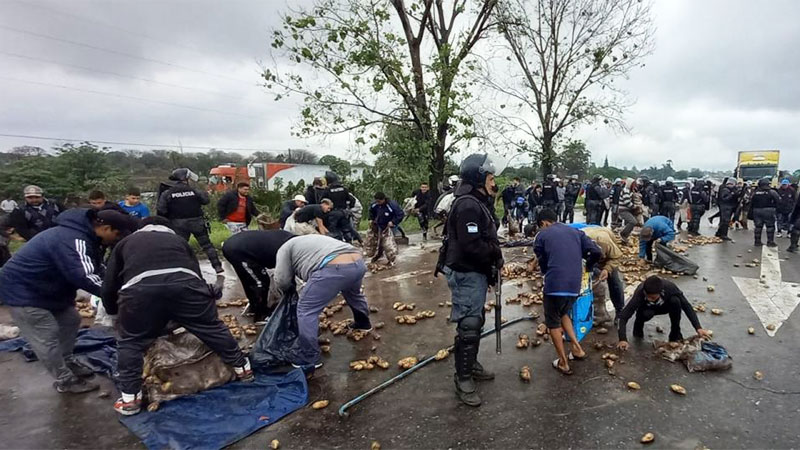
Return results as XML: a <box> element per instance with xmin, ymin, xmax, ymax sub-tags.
<box><xmin>208</xmin><ymin>282</ymin><xmax>223</xmax><ymax>301</ymax></box>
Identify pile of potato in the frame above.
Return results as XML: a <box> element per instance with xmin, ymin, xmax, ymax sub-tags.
<box><xmin>395</xmin><ymin>310</ymin><xmax>435</xmax><ymax>325</ymax></box>
<box><xmin>76</xmin><ymin>300</ymin><xmax>95</xmax><ymax>319</ymax></box>
<box><xmin>216</xmin><ymin>298</ymin><xmax>248</xmax><ymax>308</ymax></box>
<box><xmin>349</xmin><ymin>355</ymin><xmax>391</xmax><ymax>371</ymax></box>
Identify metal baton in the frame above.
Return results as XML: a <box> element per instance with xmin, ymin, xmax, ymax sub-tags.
<box><xmin>495</xmin><ymin>267</ymin><xmax>502</xmax><ymax>354</ymax></box>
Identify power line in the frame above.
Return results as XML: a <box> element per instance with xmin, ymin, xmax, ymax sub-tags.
<box><xmin>0</xmin><ymin>75</ymin><xmax>259</xmax><ymax>119</ymax></box>
<box><xmin>0</xmin><ymin>23</ymin><xmax>254</xmax><ymax>85</ymax></box>
<box><xmin>11</xmin><ymin>0</ymin><xmax>212</xmax><ymax>57</ymax></box>
<box><xmin>0</xmin><ymin>51</ymin><xmax>264</xmax><ymax>104</ymax></box>
<box><xmin>0</xmin><ymin>133</ymin><xmax>294</xmax><ymax>153</ymax></box>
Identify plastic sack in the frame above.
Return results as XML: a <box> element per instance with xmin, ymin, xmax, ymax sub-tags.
<box><xmin>685</xmin><ymin>341</ymin><xmax>733</xmax><ymax>372</ymax></box>
<box><xmin>363</xmin><ymin>225</ymin><xmax>379</xmax><ymax>257</ymax></box>
<box><xmin>250</xmin><ymin>289</ymin><xmax>300</xmax><ymax>369</ymax></box>
<box><xmin>143</xmin><ymin>331</ymin><xmax>236</xmax><ymax>404</ymax></box>
<box><xmin>566</xmin><ymin>271</ymin><xmax>594</xmax><ymax>342</ymax></box>
<box><xmin>654</xmin><ymin>242</ymin><xmax>699</xmax><ymax>275</ymax></box>
<box><xmin>90</xmin><ymin>295</ymin><xmax>115</xmax><ymax>327</ymax></box>
<box><xmin>379</xmin><ymin>227</ymin><xmax>397</xmax><ymax>264</ymax></box>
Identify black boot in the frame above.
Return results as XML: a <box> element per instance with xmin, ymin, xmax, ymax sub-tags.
<box><xmin>453</xmin><ymin>336</ymin><xmax>480</xmax><ymax>407</ymax></box>
<box><xmin>789</xmin><ymin>231</ymin><xmax>799</xmax><ymax>253</ymax></box>
<box><xmin>472</xmin><ymin>360</ymin><xmax>495</xmax><ymax>381</ymax></box>
<box><xmin>767</xmin><ymin>230</ymin><xmax>777</xmax><ymax>247</ymax></box>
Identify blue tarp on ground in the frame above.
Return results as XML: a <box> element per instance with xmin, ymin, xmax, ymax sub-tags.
<box><xmin>119</xmin><ymin>369</ymin><xmax>308</xmax><ymax>450</ymax></box>
<box><xmin>0</xmin><ymin>327</ymin><xmax>309</xmax><ymax>450</ymax></box>
<box><xmin>0</xmin><ymin>327</ymin><xmax>117</xmax><ymax>374</ymax></box>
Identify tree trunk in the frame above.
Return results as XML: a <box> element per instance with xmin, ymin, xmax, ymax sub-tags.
<box><xmin>430</xmin><ymin>138</ymin><xmax>446</xmax><ymax>195</ymax></box>
<box><xmin>540</xmin><ymin>131</ymin><xmax>555</xmax><ymax>179</ymax></box>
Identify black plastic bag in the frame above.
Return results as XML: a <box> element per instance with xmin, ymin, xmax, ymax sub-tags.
<box><xmin>654</xmin><ymin>242</ymin><xmax>699</xmax><ymax>275</ymax></box>
<box><xmin>250</xmin><ymin>288</ymin><xmax>299</xmax><ymax>369</ymax></box>
<box><xmin>685</xmin><ymin>342</ymin><xmax>733</xmax><ymax>372</ymax></box>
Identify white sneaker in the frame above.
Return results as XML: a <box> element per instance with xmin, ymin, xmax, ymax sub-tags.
<box><xmin>777</xmin><ymin>232</ymin><xmax>783</xmax><ymax>238</ymax></box>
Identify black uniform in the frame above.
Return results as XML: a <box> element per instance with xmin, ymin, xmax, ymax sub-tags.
<box><xmin>303</xmin><ymin>185</ymin><xmax>326</xmax><ymax>205</ymax></box>
<box><xmin>9</xmin><ymin>199</ymin><xmax>62</xmax><ymax>241</ymax></box>
<box><xmin>102</xmin><ymin>227</ymin><xmax>246</xmax><ymax>395</ymax></box>
<box><xmin>412</xmin><ymin>189</ymin><xmax>433</xmax><ymax>239</ymax></box>
<box><xmin>715</xmin><ymin>184</ymin><xmax>740</xmax><ymax>239</ymax></box>
<box><xmin>440</xmin><ymin>181</ymin><xmax>501</xmax><ymax>404</ymax></box>
<box><xmin>788</xmin><ymin>195</ymin><xmax>800</xmax><ymax>252</ymax></box>
<box><xmin>563</xmin><ymin>181</ymin><xmax>581</xmax><ymax>223</ymax></box>
<box><xmin>585</xmin><ymin>181</ymin><xmax>607</xmax><ymax>225</ymax></box>
<box><xmin>642</xmin><ymin>182</ymin><xmax>658</xmax><ymax>220</ymax></box>
<box><xmin>749</xmin><ymin>182</ymin><xmax>781</xmax><ymax>246</ymax></box>
<box><xmin>618</xmin><ymin>279</ymin><xmax>702</xmax><ymax>342</ymax></box>
<box><xmin>540</xmin><ymin>180</ymin><xmax>558</xmax><ymax>210</ymax></box>
<box><xmin>685</xmin><ymin>183</ymin><xmax>708</xmax><ymax>235</ymax></box>
<box><xmin>658</xmin><ymin>182</ymin><xmax>679</xmax><ymax>221</ymax></box>
<box><xmin>157</xmin><ymin>181</ymin><xmax>222</xmax><ymax>272</ymax></box>
<box><xmin>322</xmin><ymin>180</ymin><xmax>360</xmax><ymax>243</ymax></box>
<box><xmin>222</xmin><ymin>230</ymin><xmax>294</xmax><ymax>321</ymax></box>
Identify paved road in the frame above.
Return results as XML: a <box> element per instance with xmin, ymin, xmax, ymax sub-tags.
<box><xmin>1</xmin><ymin>218</ymin><xmax>799</xmax><ymax>449</ymax></box>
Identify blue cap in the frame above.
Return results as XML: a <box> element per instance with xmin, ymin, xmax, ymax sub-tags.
<box><xmin>781</xmin><ymin>179</ymin><xmax>790</xmax><ymax>185</ymax></box>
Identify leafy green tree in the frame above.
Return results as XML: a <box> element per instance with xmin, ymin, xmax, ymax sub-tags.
<box><xmin>263</xmin><ymin>0</ymin><xmax>498</xmax><ymax>191</ymax></box>
<box><xmin>557</xmin><ymin>140</ymin><xmax>591</xmax><ymax>179</ymax></box>
<box><xmin>319</xmin><ymin>155</ymin><xmax>352</xmax><ymax>179</ymax></box>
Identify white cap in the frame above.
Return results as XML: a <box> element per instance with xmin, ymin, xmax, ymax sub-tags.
<box><xmin>24</xmin><ymin>185</ymin><xmax>43</xmax><ymax>197</ymax></box>
<box><xmin>666</xmin><ymin>176</ymin><xmax>675</xmax><ymax>182</ymax></box>
<box><xmin>293</xmin><ymin>194</ymin><xmax>307</xmax><ymax>203</ymax></box>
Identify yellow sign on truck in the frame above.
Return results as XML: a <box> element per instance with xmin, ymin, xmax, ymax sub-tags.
<box><xmin>735</xmin><ymin>150</ymin><xmax>780</xmax><ymax>185</ymax></box>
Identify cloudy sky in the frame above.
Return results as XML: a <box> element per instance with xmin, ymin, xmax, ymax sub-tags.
<box><xmin>0</xmin><ymin>0</ymin><xmax>798</xmax><ymax>172</ymax></box>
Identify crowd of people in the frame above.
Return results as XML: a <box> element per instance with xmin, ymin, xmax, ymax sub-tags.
<box><xmin>1</xmin><ymin>158</ymin><xmax>799</xmax><ymax>414</ymax></box>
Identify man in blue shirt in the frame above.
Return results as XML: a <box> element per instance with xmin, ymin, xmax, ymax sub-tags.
<box><xmin>118</xmin><ymin>187</ymin><xmax>150</xmax><ymax>218</ymax></box>
<box><xmin>534</xmin><ymin>208</ymin><xmax>602</xmax><ymax>376</ymax></box>
<box><xmin>639</xmin><ymin>215</ymin><xmax>675</xmax><ymax>260</ymax></box>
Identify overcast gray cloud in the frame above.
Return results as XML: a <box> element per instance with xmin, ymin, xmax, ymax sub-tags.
<box><xmin>0</xmin><ymin>0</ymin><xmax>798</xmax><ymax>171</ymax></box>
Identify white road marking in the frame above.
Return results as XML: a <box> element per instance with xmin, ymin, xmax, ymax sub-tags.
<box><xmin>733</xmin><ymin>246</ymin><xmax>800</xmax><ymax>337</ymax></box>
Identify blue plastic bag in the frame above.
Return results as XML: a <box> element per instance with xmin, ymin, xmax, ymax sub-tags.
<box><xmin>566</xmin><ymin>272</ymin><xmax>593</xmax><ymax>342</ymax></box>
<box><xmin>685</xmin><ymin>341</ymin><xmax>733</xmax><ymax>372</ymax></box>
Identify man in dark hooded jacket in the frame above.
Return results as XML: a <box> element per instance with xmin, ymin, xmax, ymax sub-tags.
<box><xmin>0</xmin><ymin>208</ymin><xmax>137</xmax><ymax>394</ymax></box>
<box><xmin>322</xmin><ymin>171</ymin><xmax>362</xmax><ymax>244</ymax></box>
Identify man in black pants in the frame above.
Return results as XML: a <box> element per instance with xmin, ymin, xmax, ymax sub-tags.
<box><xmin>787</xmin><ymin>192</ymin><xmax>800</xmax><ymax>253</ymax></box>
<box><xmin>411</xmin><ymin>182</ymin><xmax>432</xmax><ymax>242</ymax></box>
<box><xmin>658</xmin><ymin>177</ymin><xmax>679</xmax><ymax>222</ymax></box>
<box><xmin>157</xmin><ymin>168</ymin><xmax>223</xmax><ymax>273</ymax></box>
<box><xmin>616</xmin><ymin>276</ymin><xmax>711</xmax><ymax>350</ymax></box>
<box><xmin>750</xmin><ymin>177</ymin><xmax>781</xmax><ymax>247</ymax></box>
<box><xmin>715</xmin><ymin>178</ymin><xmax>740</xmax><ymax>241</ymax></box>
<box><xmin>585</xmin><ymin>175</ymin><xmax>607</xmax><ymax>225</ymax></box>
<box><xmin>102</xmin><ymin>216</ymin><xmax>253</xmax><ymax>416</ymax></box>
<box><xmin>322</xmin><ymin>171</ymin><xmax>362</xmax><ymax>244</ymax></box>
<box><xmin>222</xmin><ymin>229</ymin><xmax>295</xmax><ymax>321</ymax></box>
<box><xmin>563</xmin><ymin>175</ymin><xmax>581</xmax><ymax>223</ymax></box>
<box><xmin>684</xmin><ymin>180</ymin><xmax>708</xmax><ymax>235</ymax></box>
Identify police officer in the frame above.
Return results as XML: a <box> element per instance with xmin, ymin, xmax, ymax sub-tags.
<box><xmin>540</xmin><ymin>174</ymin><xmax>558</xmax><ymax>211</ymax></box>
<box><xmin>684</xmin><ymin>180</ymin><xmax>708</xmax><ymax>235</ymax></box>
<box><xmin>787</xmin><ymin>192</ymin><xmax>800</xmax><ymax>253</ymax></box>
<box><xmin>585</xmin><ymin>175</ymin><xmax>607</xmax><ymax>225</ymax></box>
<box><xmin>639</xmin><ymin>176</ymin><xmax>658</xmax><ymax>220</ymax></box>
<box><xmin>9</xmin><ymin>185</ymin><xmax>63</xmax><ymax>241</ymax></box>
<box><xmin>322</xmin><ymin>171</ymin><xmax>363</xmax><ymax>244</ymax></box>
<box><xmin>714</xmin><ymin>178</ymin><xmax>740</xmax><ymax>241</ymax></box>
<box><xmin>658</xmin><ymin>177</ymin><xmax>679</xmax><ymax>222</ymax></box>
<box><xmin>439</xmin><ymin>153</ymin><xmax>502</xmax><ymax>407</ymax></box>
<box><xmin>563</xmin><ymin>175</ymin><xmax>581</xmax><ymax>223</ymax></box>
<box><xmin>157</xmin><ymin>168</ymin><xmax>223</xmax><ymax>273</ymax></box>
<box><xmin>750</xmin><ymin>177</ymin><xmax>781</xmax><ymax>247</ymax></box>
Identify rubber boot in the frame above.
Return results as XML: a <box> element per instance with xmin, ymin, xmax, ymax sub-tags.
<box><xmin>767</xmin><ymin>229</ymin><xmax>777</xmax><ymax>247</ymax></box>
<box><xmin>472</xmin><ymin>360</ymin><xmax>495</xmax><ymax>381</ymax></box>
<box><xmin>453</xmin><ymin>337</ymin><xmax>480</xmax><ymax>407</ymax></box>
<box><xmin>788</xmin><ymin>230</ymin><xmax>799</xmax><ymax>253</ymax></box>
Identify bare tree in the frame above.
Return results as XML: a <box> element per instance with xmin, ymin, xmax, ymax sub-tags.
<box><xmin>491</xmin><ymin>0</ymin><xmax>654</xmax><ymax>176</ymax></box>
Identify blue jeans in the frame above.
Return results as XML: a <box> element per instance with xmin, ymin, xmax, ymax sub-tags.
<box><xmin>443</xmin><ymin>266</ymin><xmax>488</xmax><ymax>323</ymax></box>
<box><xmin>294</xmin><ymin>259</ymin><xmax>370</xmax><ymax>365</ymax></box>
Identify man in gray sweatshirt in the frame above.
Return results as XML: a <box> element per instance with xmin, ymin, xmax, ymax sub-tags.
<box><xmin>273</xmin><ymin>234</ymin><xmax>372</xmax><ymax>368</ymax></box>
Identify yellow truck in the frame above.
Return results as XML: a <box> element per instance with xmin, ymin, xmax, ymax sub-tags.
<box><xmin>735</xmin><ymin>150</ymin><xmax>780</xmax><ymax>185</ymax></box>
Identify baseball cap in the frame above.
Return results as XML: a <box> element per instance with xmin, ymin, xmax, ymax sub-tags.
<box><xmin>23</xmin><ymin>185</ymin><xmax>43</xmax><ymax>197</ymax></box>
<box><xmin>95</xmin><ymin>209</ymin><xmax>140</xmax><ymax>237</ymax></box>
<box><xmin>293</xmin><ymin>194</ymin><xmax>308</xmax><ymax>203</ymax></box>
<box><xmin>781</xmin><ymin>179</ymin><xmax>790</xmax><ymax>185</ymax></box>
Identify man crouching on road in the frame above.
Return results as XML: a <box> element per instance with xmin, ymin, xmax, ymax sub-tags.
<box><xmin>440</xmin><ymin>153</ymin><xmax>502</xmax><ymax>407</ymax></box>
<box><xmin>102</xmin><ymin>216</ymin><xmax>254</xmax><ymax>416</ymax></box>
<box><xmin>616</xmin><ymin>276</ymin><xmax>711</xmax><ymax>351</ymax></box>
<box><xmin>0</xmin><ymin>208</ymin><xmax>136</xmax><ymax>394</ymax></box>
<box><xmin>534</xmin><ymin>208</ymin><xmax>602</xmax><ymax>376</ymax></box>
<box><xmin>273</xmin><ymin>234</ymin><xmax>371</xmax><ymax>370</ymax></box>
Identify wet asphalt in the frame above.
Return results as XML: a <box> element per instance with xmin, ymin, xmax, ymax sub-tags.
<box><xmin>1</xmin><ymin>214</ymin><xmax>799</xmax><ymax>449</ymax></box>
